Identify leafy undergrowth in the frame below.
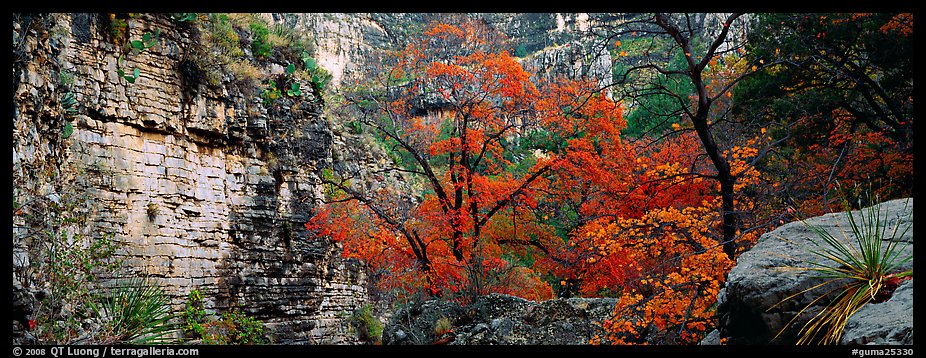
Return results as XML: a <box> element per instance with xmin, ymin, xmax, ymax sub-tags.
<box><xmin>181</xmin><ymin>289</ymin><xmax>269</xmax><ymax>345</ymax></box>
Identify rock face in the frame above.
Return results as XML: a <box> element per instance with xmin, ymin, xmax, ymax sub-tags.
<box><xmin>382</xmin><ymin>294</ymin><xmax>619</xmax><ymax>345</ymax></box>
<box><xmin>266</xmin><ymin>13</ymin><xmax>616</xmax><ymax>90</ymax></box>
<box><xmin>715</xmin><ymin>198</ymin><xmax>913</xmax><ymax>345</ymax></box>
<box><xmin>12</xmin><ymin>13</ymin><xmax>366</xmax><ymax>344</ymax></box>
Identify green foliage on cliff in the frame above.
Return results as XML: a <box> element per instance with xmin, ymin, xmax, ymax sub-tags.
<box><xmin>14</xmin><ymin>186</ymin><xmax>174</xmax><ymax>344</ymax></box>
<box><xmin>181</xmin><ymin>289</ymin><xmax>269</xmax><ymax>345</ymax></box>
<box><xmin>19</xmin><ymin>190</ymin><xmax>123</xmax><ymax>343</ymax></box>
<box><xmin>181</xmin><ymin>289</ymin><xmax>208</xmax><ymax>336</ymax></box>
<box><xmin>168</xmin><ymin>13</ymin><xmax>334</xmax><ymax>110</ymax></box>
<box><xmin>249</xmin><ymin>21</ymin><xmax>272</xmax><ymax>59</ymax></box>
<box><xmin>348</xmin><ymin>303</ymin><xmax>383</xmax><ymax>344</ymax></box>
<box><xmin>321</xmin><ymin>167</ymin><xmax>347</xmax><ymax>199</ymax></box>
<box><xmin>301</xmin><ymin>54</ymin><xmax>332</xmax><ymax>92</ymax></box>
<box><xmin>260</xmin><ymin>80</ymin><xmax>282</xmax><ymax>106</ymax></box>
<box><xmin>515</xmin><ymin>43</ymin><xmax>528</xmax><ymax>58</ymax></box>
<box><xmin>205</xmin><ymin>14</ymin><xmax>245</xmax><ymax>57</ymax></box>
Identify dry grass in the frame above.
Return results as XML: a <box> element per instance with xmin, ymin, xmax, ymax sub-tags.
<box><xmin>225</xmin><ymin>13</ymin><xmax>256</xmax><ymax>28</ymax></box>
<box><xmin>226</xmin><ymin>59</ymin><xmax>265</xmax><ymax>83</ymax></box>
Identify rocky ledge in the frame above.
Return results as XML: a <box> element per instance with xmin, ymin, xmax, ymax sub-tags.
<box><xmin>707</xmin><ymin>198</ymin><xmax>913</xmax><ymax>345</ymax></box>
<box><xmin>383</xmin><ymin>293</ymin><xmax>619</xmax><ymax>345</ymax></box>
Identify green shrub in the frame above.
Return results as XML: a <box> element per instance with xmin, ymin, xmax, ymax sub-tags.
<box><xmin>21</xmin><ymin>189</ymin><xmax>124</xmax><ymax>344</ymax></box>
<box><xmin>181</xmin><ymin>289</ymin><xmax>268</xmax><ymax>345</ymax></box>
<box><xmin>515</xmin><ymin>43</ymin><xmax>528</xmax><ymax>57</ymax></box>
<box><xmin>346</xmin><ymin>120</ymin><xmax>363</xmax><ymax>135</ymax></box>
<box><xmin>348</xmin><ymin>303</ymin><xmax>382</xmax><ymax>344</ymax></box>
<box><xmin>181</xmin><ymin>289</ymin><xmax>208</xmax><ymax>337</ymax></box>
<box><xmin>321</xmin><ymin>168</ymin><xmax>346</xmax><ymax>199</ymax></box>
<box><xmin>260</xmin><ymin>80</ymin><xmax>282</xmax><ymax>106</ymax></box>
<box><xmin>301</xmin><ymin>55</ymin><xmax>332</xmax><ymax>92</ymax></box>
<box><xmin>205</xmin><ymin>14</ymin><xmax>244</xmax><ymax>58</ymax></box>
<box><xmin>268</xmin><ymin>23</ymin><xmax>295</xmax><ymax>48</ymax></box>
<box><xmin>169</xmin><ymin>13</ymin><xmax>198</xmax><ymax>23</ymax></box>
<box><xmin>249</xmin><ymin>21</ymin><xmax>271</xmax><ymax>59</ymax></box>
<box><xmin>61</xmin><ymin>122</ymin><xmax>74</xmax><ymax>139</ymax></box>
<box><xmin>106</xmin><ymin>13</ymin><xmax>129</xmax><ymax>43</ymax></box>
<box><xmin>209</xmin><ymin>310</ymin><xmax>267</xmax><ymax>345</ymax></box>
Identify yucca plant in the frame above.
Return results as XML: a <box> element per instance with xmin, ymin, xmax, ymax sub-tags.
<box><xmin>91</xmin><ymin>277</ymin><xmax>175</xmax><ymax>344</ymax></box>
<box><xmin>772</xmin><ymin>193</ymin><xmax>912</xmax><ymax>344</ymax></box>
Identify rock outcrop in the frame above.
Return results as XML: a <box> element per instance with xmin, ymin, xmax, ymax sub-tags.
<box><xmin>265</xmin><ymin>13</ymin><xmax>616</xmax><ymax>90</ymax></box>
<box><xmin>713</xmin><ymin>198</ymin><xmax>913</xmax><ymax>345</ymax></box>
<box><xmin>12</xmin><ymin>13</ymin><xmax>367</xmax><ymax>344</ymax></box>
<box><xmin>382</xmin><ymin>294</ymin><xmax>618</xmax><ymax>345</ymax></box>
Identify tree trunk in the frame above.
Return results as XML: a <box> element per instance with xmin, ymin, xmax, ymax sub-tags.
<box><xmin>691</xmin><ymin>107</ymin><xmax>738</xmax><ymax>259</ymax></box>
<box><xmin>655</xmin><ymin>12</ymin><xmax>742</xmax><ymax>260</ymax></box>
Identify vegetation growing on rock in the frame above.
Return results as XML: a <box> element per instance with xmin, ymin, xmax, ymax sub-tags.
<box><xmin>12</xmin><ymin>12</ymin><xmax>913</xmax><ymax>346</ymax></box>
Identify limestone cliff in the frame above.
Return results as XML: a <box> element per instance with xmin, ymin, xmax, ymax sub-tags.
<box><xmin>12</xmin><ymin>13</ymin><xmax>365</xmax><ymax>344</ymax></box>
<box><xmin>265</xmin><ymin>13</ymin><xmax>617</xmax><ymax>89</ymax></box>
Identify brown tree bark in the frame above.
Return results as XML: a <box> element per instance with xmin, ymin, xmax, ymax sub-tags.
<box><xmin>653</xmin><ymin>13</ymin><xmax>743</xmax><ymax>259</ymax></box>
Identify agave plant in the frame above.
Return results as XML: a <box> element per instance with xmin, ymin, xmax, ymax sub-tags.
<box><xmin>91</xmin><ymin>277</ymin><xmax>175</xmax><ymax>344</ymax></box>
<box><xmin>772</xmin><ymin>195</ymin><xmax>912</xmax><ymax>344</ymax></box>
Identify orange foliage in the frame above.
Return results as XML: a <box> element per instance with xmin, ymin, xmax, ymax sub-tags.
<box><xmin>589</xmin><ymin>205</ymin><xmax>734</xmax><ymax>344</ymax></box>
<box><xmin>307</xmin><ymin>16</ymin><xmax>912</xmax><ymax>346</ymax></box>
<box><xmin>306</xmin><ymin>19</ymin><xmax>625</xmax><ymax>304</ymax></box>
<box><xmin>773</xmin><ymin>111</ymin><xmax>914</xmax><ymax>217</ymax></box>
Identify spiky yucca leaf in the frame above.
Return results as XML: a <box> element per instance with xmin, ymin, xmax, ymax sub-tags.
<box><xmin>91</xmin><ymin>277</ymin><xmax>175</xmax><ymax>344</ymax></box>
<box><xmin>772</xmin><ymin>196</ymin><xmax>912</xmax><ymax>345</ymax></box>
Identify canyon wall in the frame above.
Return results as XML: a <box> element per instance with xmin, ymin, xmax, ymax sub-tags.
<box><xmin>12</xmin><ymin>13</ymin><xmax>365</xmax><ymax>344</ymax></box>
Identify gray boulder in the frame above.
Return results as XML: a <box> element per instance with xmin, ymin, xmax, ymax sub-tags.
<box><xmin>382</xmin><ymin>293</ymin><xmax>619</xmax><ymax>345</ymax></box>
<box><xmin>717</xmin><ymin>198</ymin><xmax>913</xmax><ymax>345</ymax></box>
<box><xmin>842</xmin><ymin>280</ymin><xmax>913</xmax><ymax>345</ymax></box>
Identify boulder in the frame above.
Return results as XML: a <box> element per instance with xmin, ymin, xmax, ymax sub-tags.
<box><xmin>841</xmin><ymin>280</ymin><xmax>913</xmax><ymax>345</ymax></box>
<box><xmin>716</xmin><ymin>198</ymin><xmax>913</xmax><ymax>344</ymax></box>
<box><xmin>382</xmin><ymin>293</ymin><xmax>619</xmax><ymax>345</ymax></box>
